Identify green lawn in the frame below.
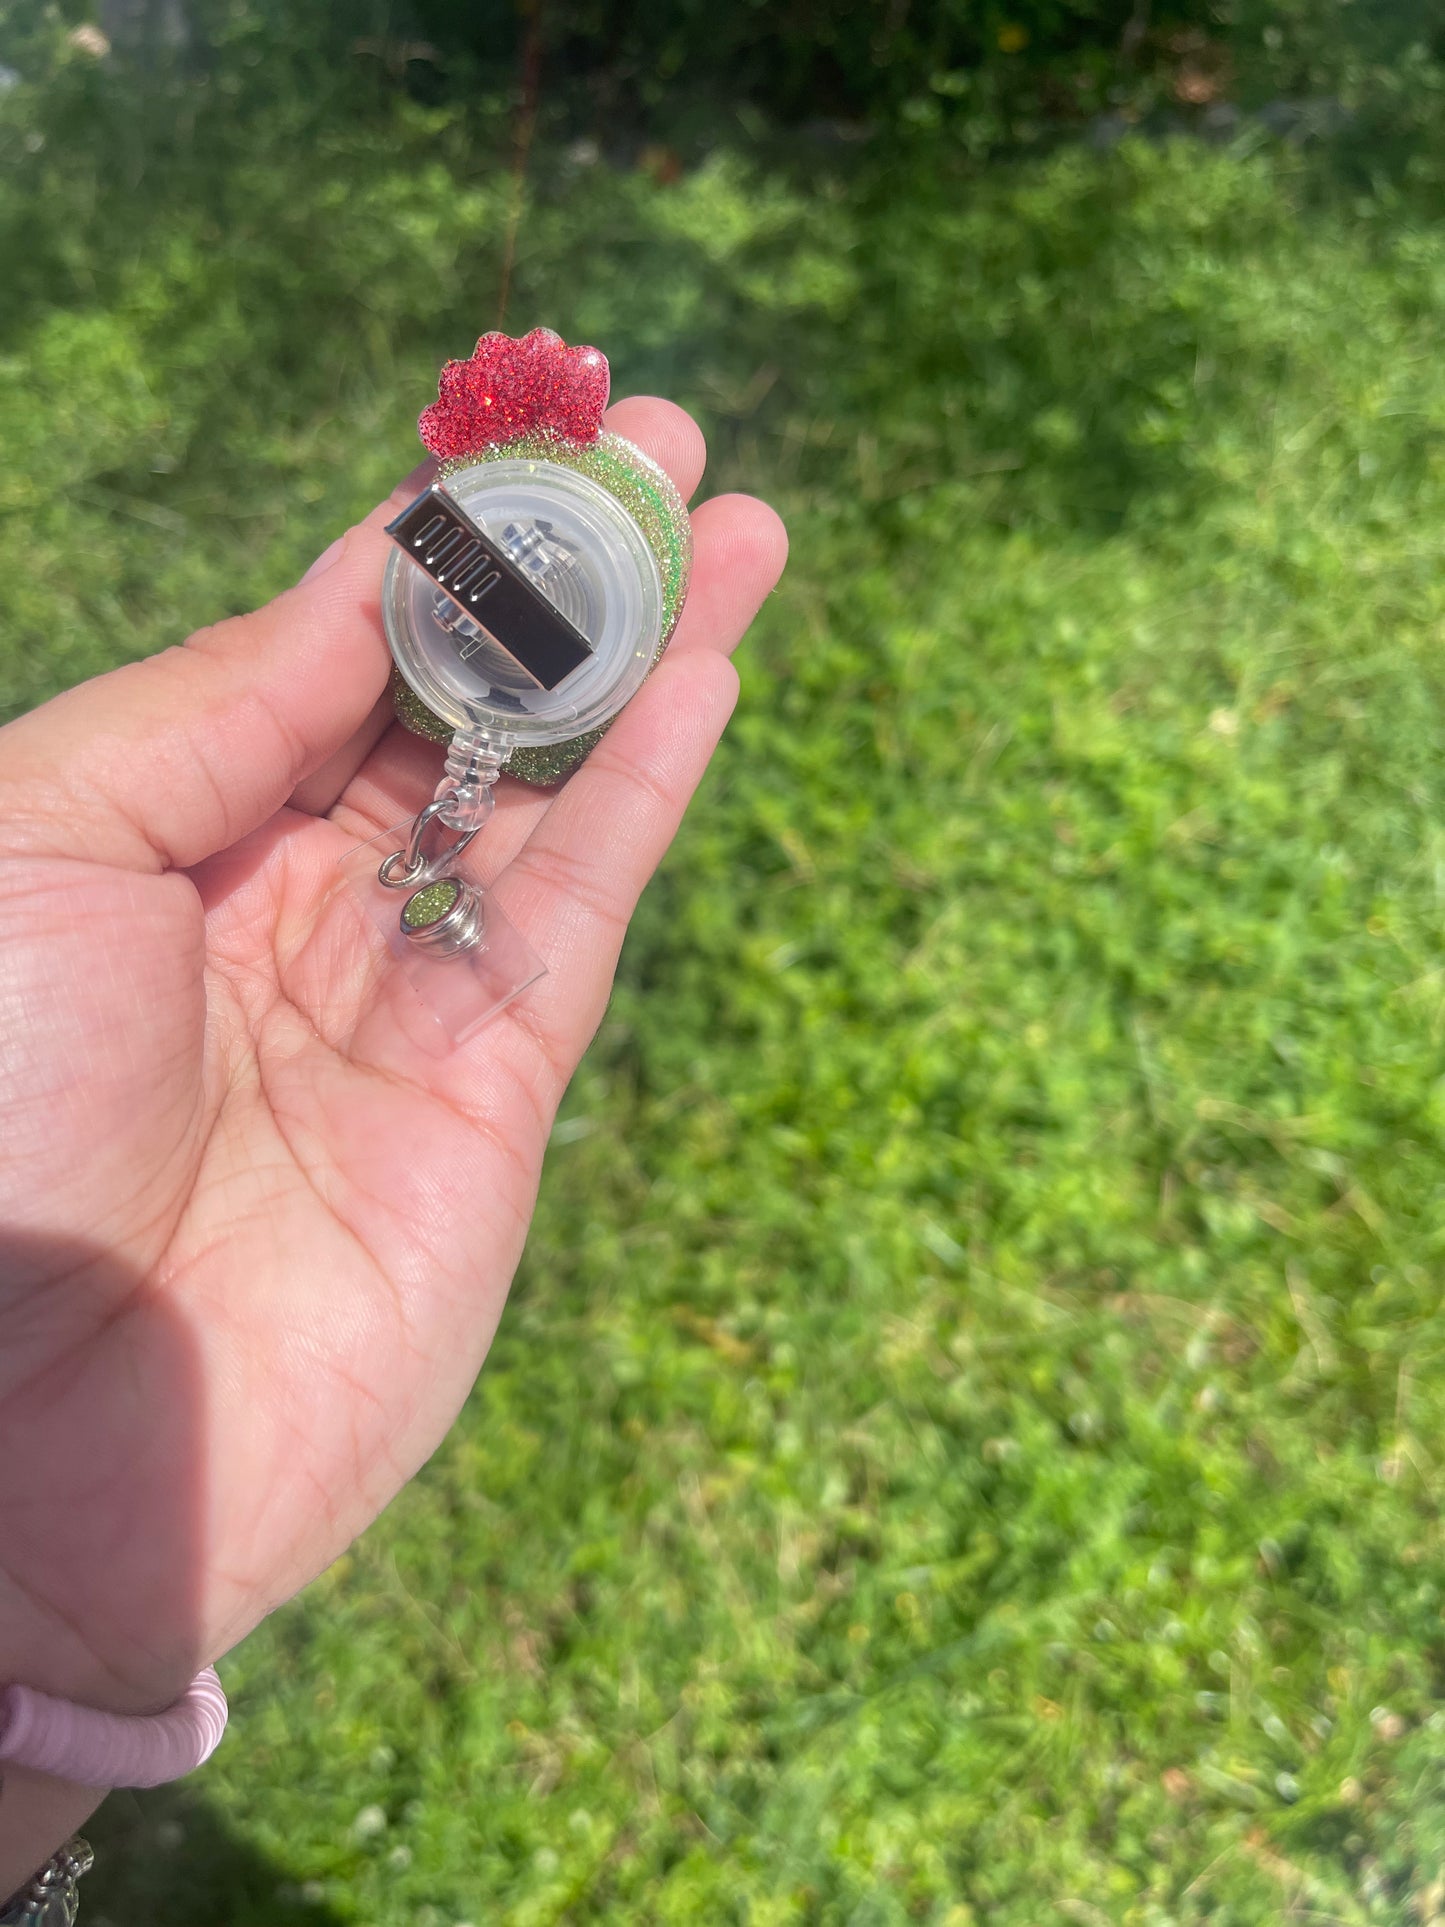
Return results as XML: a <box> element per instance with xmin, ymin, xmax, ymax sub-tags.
<box><xmin>6</xmin><ymin>42</ymin><xmax>1445</xmax><ymax>1927</ymax></box>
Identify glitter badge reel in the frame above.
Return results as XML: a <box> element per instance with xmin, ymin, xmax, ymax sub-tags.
<box><xmin>340</xmin><ymin>329</ymin><xmax>693</xmax><ymax>1046</ymax></box>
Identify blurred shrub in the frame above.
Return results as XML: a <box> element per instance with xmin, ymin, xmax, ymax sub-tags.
<box><xmin>403</xmin><ymin>0</ymin><xmax>1445</xmax><ymax>130</ymax></box>
<box><xmin>409</xmin><ymin>0</ymin><xmax>1210</xmax><ymax>126</ymax></box>
<box><xmin>9</xmin><ymin>0</ymin><xmax>1444</xmax><ymax>152</ymax></box>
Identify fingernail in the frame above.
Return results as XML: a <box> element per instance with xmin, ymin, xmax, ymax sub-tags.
<box><xmin>300</xmin><ymin>534</ymin><xmax>346</xmax><ymax>586</ymax></box>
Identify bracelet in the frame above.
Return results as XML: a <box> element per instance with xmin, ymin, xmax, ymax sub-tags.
<box><xmin>0</xmin><ymin>1670</ymin><xmax>227</xmax><ymax>1790</ymax></box>
<box><xmin>0</xmin><ymin>1835</ymin><xmax>93</xmax><ymax>1927</ymax></box>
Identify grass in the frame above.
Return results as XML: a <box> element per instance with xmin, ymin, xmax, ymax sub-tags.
<box><xmin>5</xmin><ymin>32</ymin><xmax>1445</xmax><ymax>1926</ymax></box>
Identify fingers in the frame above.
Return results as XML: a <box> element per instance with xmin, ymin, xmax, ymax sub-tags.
<box><xmin>487</xmin><ymin>491</ymin><xmax>786</xmax><ymax>1091</ymax></box>
<box><xmin>668</xmin><ymin>494</ymin><xmax>791</xmax><ymax>661</ymax></box>
<box><xmin>603</xmin><ymin>395</ymin><xmax>707</xmax><ymax>502</ymax></box>
<box><xmin>0</xmin><ymin>462</ymin><xmax>436</xmax><ymax>874</ymax></box>
<box><xmin>330</xmin><ymin>718</ymin><xmax>459</xmax><ymax>847</ymax></box>
<box><xmin>287</xmin><ymin>694</ymin><xmax>395</xmax><ymax>818</ymax></box>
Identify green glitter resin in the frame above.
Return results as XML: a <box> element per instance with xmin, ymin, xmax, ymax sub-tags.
<box><xmin>402</xmin><ymin>878</ymin><xmax>463</xmax><ymax>929</ymax></box>
<box><xmin>391</xmin><ymin>429</ymin><xmax>692</xmax><ymax>786</ymax></box>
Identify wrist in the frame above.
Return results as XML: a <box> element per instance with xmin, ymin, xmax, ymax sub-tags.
<box><xmin>0</xmin><ymin>1765</ymin><xmax>103</xmax><ymax>1915</ymax></box>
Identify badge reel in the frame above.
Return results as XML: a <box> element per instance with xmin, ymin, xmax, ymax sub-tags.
<box><xmin>339</xmin><ymin>328</ymin><xmax>692</xmax><ymax>1047</ymax></box>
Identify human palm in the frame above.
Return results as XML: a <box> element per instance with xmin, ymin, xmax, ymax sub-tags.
<box><xmin>0</xmin><ymin>397</ymin><xmax>785</xmax><ymax>1719</ymax></box>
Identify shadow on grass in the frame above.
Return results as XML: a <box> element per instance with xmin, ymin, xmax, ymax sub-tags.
<box><xmin>87</xmin><ymin>1788</ymin><xmax>348</xmax><ymax>1926</ymax></box>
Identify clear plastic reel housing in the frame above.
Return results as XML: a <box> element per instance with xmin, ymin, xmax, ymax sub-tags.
<box><xmin>383</xmin><ymin>456</ymin><xmax>665</xmax><ymax>750</ymax></box>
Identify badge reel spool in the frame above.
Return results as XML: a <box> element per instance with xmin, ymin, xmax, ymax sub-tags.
<box><xmin>341</xmin><ymin>458</ymin><xmax>667</xmax><ymax>1044</ymax></box>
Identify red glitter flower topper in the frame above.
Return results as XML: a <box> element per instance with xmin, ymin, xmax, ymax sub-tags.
<box><xmin>418</xmin><ymin>327</ymin><xmax>610</xmax><ymax>462</ymax></box>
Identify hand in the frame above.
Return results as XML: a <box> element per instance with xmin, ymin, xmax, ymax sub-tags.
<box><xmin>0</xmin><ymin>397</ymin><xmax>786</xmax><ymax>1720</ymax></box>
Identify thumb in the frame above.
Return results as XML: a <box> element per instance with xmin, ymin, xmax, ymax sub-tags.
<box><xmin>0</xmin><ymin>463</ymin><xmax>433</xmax><ymax>873</ymax></box>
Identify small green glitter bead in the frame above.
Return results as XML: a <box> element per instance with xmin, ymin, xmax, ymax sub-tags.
<box><xmin>402</xmin><ymin>878</ymin><xmax>463</xmax><ymax>930</ymax></box>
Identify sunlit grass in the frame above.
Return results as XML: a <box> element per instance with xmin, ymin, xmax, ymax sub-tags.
<box><xmin>6</xmin><ymin>43</ymin><xmax>1445</xmax><ymax>1925</ymax></box>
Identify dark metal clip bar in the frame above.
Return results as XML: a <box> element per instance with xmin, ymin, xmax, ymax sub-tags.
<box><xmin>386</xmin><ymin>483</ymin><xmax>593</xmax><ymax>691</ymax></box>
